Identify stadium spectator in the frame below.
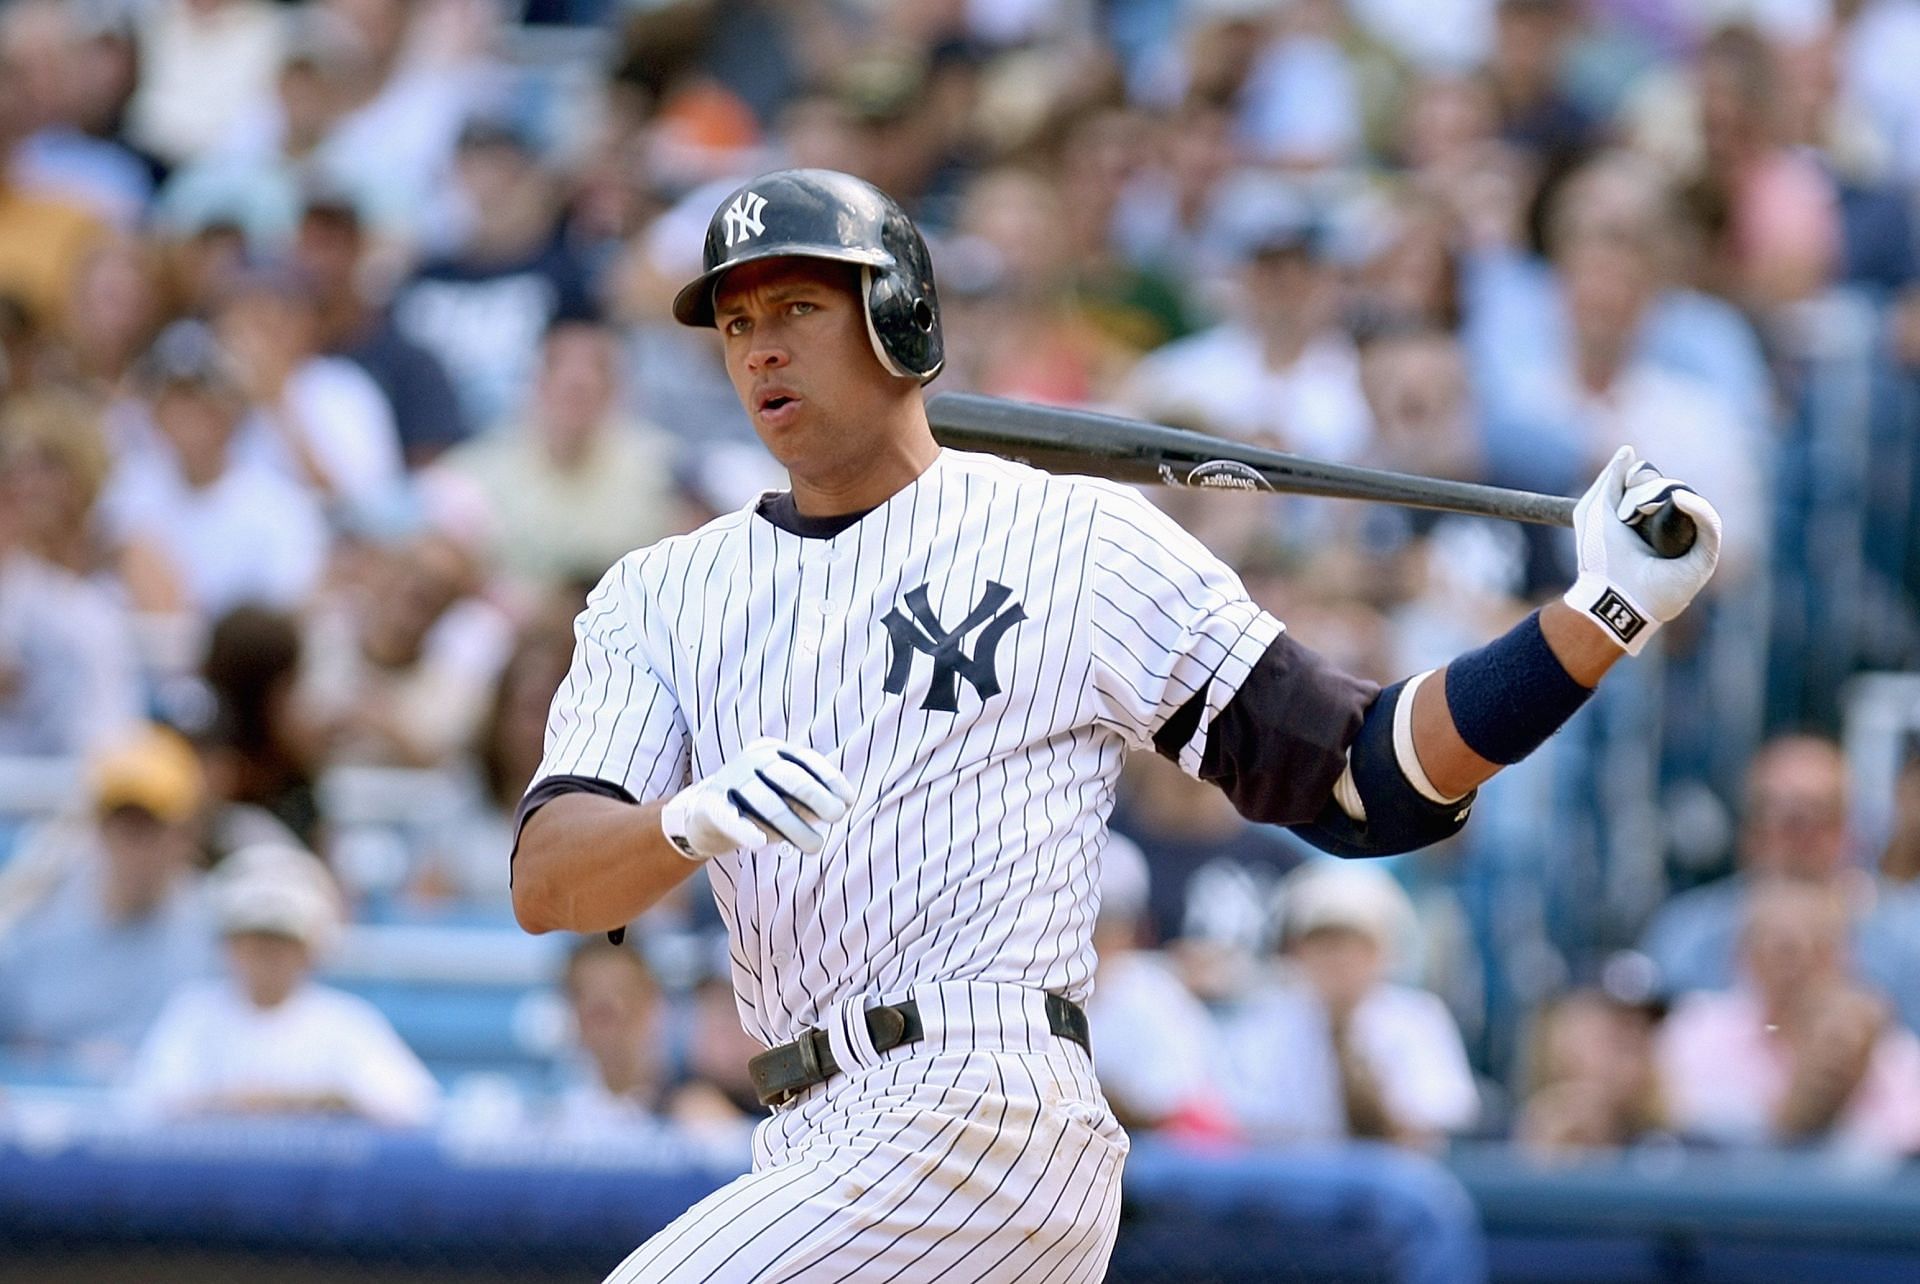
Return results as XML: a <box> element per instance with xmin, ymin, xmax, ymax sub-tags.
<box><xmin>1625</xmin><ymin>24</ymin><xmax>1841</xmax><ymax>309</ymax></box>
<box><xmin>1088</xmin><ymin>833</ymin><xmax>1237</xmax><ymax>1139</ymax></box>
<box><xmin>1517</xmin><ymin>988</ymin><xmax>1667</xmax><ymax>1154</ymax></box>
<box><xmin>212</xmin><ymin>267</ymin><xmax>406</xmax><ymax>517</ymax></box>
<box><xmin>1639</xmin><ymin>735</ymin><xmax>1920</xmax><ymax>1032</ymax></box>
<box><xmin>0</xmin><ymin>393</ymin><xmax>142</xmax><ymax>756</ymax></box>
<box><xmin>1878</xmin><ymin>756</ymin><xmax>1920</xmax><ymax>885</ymax></box>
<box><xmin>1109</xmin><ymin>752</ymin><xmax>1305</xmax><ymax>975</ymax></box>
<box><xmin>680</xmin><ymin>970</ymin><xmax>772</xmax><ymax>1122</ymax></box>
<box><xmin>100</xmin><ymin>321</ymin><xmax>329</xmax><ymax>619</ymax></box>
<box><xmin>0</xmin><ymin>56</ymin><xmax>105</xmax><ymax>332</ymax></box>
<box><xmin>415</xmin><ymin>608</ymin><xmax>575</xmax><ymax>905</ymax></box>
<box><xmin>0</xmin><ymin>1</ymin><xmax>154</xmax><ymax>230</ymax></box>
<box><xmin>1657</xmin><ymin>879</ymin><xmax>1920</xmax><ymax>1156</ymax></box>
<box><xmin>429</xmin><ymin>318</ymin><xmax>685</xmax><ymax>598</ymax></box>
<box><xmin>123</xmin><ymin>841</ymin><xmax>440</xmax><ymax>1126</ymax></box>
<box><xmin>0</xmin><ymin>725</ymin><xmax>217</xmax><ymax>1075</ymax></box>
<box><xmin>1217</xmin><ymin>861</ymin><xmax>1478</xmax><ymax>1148</ymax></box>
<box><xmin>309</xmin><ymin>0</ymin><xmax>498</xmax><ymax>242</ymax></box>
<box><xmin>1121</xmin><ymin>184</ymin><xmax>1373</xmax><ymax>464</ymax></box>
<box><xmin>551</xmin><ymin>936</ymin><xmax>750</xmax><ymax>1139</ymax></box>
<box><xmin>293</xmin><ymin>195</ymin><xmax>470</xmax><ymax>466</ymax></box>
<box><xmin>1487</xmin><ymin>0</ymin><xmax>1593</xmax><ymax>155</ymax></box>
<box><xmin>1463</xmin><ymin>151</ymin><xmax>1773</xmax><ymax>506</ymax></box>
<box><xmin>152</xmin><ymin>21</ymin><xmax>362</xmax><ymax>255</ymax></box>
<box><xmin>57</xmin><ymin>236</ymin><xmax>166</xmax><ymax>399</ymax></box>
<box><xmin>297</xmin><ymin>530</ymin><xmax>512</xmax><ymax>769</ymax></box>
<box><xmin>391</xmin><ymin>119</ymin><xmax>595</xmax><ymax>432</ymax></box>
<box><xmin>200</xmin><ymin>606</ymin><xmax>323</xmax><ymax>853</ymax></box>
<box><xmin>126</xmin><ymin>0</ymin><xmax>286</xmax><ymax>167</ymax></box>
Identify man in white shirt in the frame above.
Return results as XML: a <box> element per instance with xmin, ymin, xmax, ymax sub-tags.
<box><xmin>123</xmin><ymin>842</ymin><xmax>440</xmax><ymax>1126</ymax></box>
<box><xmin>102</xmin><ymin>322</ymin><xmax>328</xmax><ymax>619</ymax></box>
<box><xmin>1122</xmin><ymin>193</ymin><xmax>1372</xmax><ymax>463</ymax></box>
<box><xmin>1218</xmin><ymin>861</ymin><xmax>1478</xmax><ymax>1147</ymax></box>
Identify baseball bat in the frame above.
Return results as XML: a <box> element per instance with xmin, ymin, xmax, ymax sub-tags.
<box><xmin>924</xmin><ymin>392</ymin><xmax>1697</xmax><ymax>559</ymax></box>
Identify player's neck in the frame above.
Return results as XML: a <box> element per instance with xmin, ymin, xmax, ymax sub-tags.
<box><xmin>788</xmin><ymin>422</ymin><xmax>940</xmax><ymax>518</ymax></box>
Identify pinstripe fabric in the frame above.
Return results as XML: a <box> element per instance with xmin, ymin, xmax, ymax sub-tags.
<box><xmin>528</xmin><ymin>450</ymin><xmax>1283</xmax><ymax>1281</ymax></box>
<box><xmin>603</xmin><ymin>984</ymin><xmax>1127</xmax><ymax>1284</ymax></box>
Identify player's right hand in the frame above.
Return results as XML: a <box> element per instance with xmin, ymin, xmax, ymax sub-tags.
<box><xmin>660</xmin><ymin>737</ymin><xmax>856</xmax><ymax>860</ymax></box>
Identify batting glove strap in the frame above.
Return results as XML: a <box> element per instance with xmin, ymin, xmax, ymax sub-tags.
<box><xmin>1563</xmin><ymin>572</ymin><xmax>1660</xmax><ymax>657</ymax></box>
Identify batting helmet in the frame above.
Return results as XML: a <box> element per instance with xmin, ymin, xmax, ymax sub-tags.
<box><xmin>671</xmin><ymin>169</ymin><xmax>944</xmax><ymax>383</ymax></box>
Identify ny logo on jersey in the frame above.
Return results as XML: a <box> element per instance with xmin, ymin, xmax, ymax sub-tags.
<box><xmin>881</xmin><ymin>581</ymin><xmax>1027</xmax><ymax>712</ymax></box>
<box><xmin>722</xmin><ymin>191</ymin><xmax>768</xmax><ymax>248</ymax></box>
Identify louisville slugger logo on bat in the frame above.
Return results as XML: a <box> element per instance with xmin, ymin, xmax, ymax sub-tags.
<box><xmin>1184</xmin><ymin>461</ymin><xmax>1274</xmax><ymax>491</ymax></box>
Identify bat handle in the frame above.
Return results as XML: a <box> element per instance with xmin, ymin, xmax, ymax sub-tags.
<box><xmin>1634</xmin><ymin>497</ymin><xmax>1697</xmax><ymax>559</ymax></box>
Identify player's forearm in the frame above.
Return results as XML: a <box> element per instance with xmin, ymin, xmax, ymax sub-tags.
<box><xmin>511</xmin><ymin>793</ymin><xmax>703</xmax><ymax>934</ymax></box>
<box><xmin>1409</xmin><ymin>602</ymin><xmax>1622</xmax><ymax>800</ymax></box>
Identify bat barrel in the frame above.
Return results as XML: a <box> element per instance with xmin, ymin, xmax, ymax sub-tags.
<box><xmin>927</xmin><ymin>392</ymin><xmax>1577</xmax><ymax>528</ymax></box>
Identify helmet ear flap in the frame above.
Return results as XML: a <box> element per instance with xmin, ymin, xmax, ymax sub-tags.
<box><xmin>862</xmin><ymin>266</ymin><xmax>943</xmax><ymax>383</ymax></box>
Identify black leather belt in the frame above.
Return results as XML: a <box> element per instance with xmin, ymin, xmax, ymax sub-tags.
<box><xmin>747</xmin><ymin>993</ymin><xmax>1091</xmax><ymax>1108</ymax></box>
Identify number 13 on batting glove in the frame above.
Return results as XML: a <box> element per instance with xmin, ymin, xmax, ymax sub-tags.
<box><xmin>1563</xmin><ymin>445</ymin><xmax>1724</xmax><ymax>655</ymax></box>
<box><xmin>661</xmin><ymin>738</ymin><xmax>856</xmax><ymax>860</ymax></box>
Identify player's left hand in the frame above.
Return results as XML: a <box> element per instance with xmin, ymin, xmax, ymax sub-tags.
<box><xmin>1562</xmin><ymin>445</ymin><xmax>1723</xmax><ymax>655</ymax></box>
<box><xmin>661</xmin><ymin>737</ymin><xmax>856</xmax><ymax>860</ymax></box>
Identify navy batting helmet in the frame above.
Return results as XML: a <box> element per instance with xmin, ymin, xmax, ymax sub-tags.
<box><xmin>671</xmin><ymin>169</ymin><xmax>943</xmax><ymax>383</ymax></box>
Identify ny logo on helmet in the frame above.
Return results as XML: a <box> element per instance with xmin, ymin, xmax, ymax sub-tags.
<box><xmin>723</xmin><ymin>192</ymin><xmax>768</xmax><ymax>248</ymax></box>
<box><xmin>882</xmin><ymin>582</ymin><xmax>1027</xmax><ymax>713</ymax></box>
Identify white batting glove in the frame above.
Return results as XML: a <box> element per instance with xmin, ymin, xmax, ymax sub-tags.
<box><xmin>660</xmin><ymin>738</ymin><xmax>856</xmax><ymax>860</ymax></box>
<box><xmin>1562</xmin><ymin>445</ymin><xmax>1723</xmax><ymax>655</ymax></box>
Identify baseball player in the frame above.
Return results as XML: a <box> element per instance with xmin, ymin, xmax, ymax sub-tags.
<box><xmin>511</xmin><ymin>169</ymin><xmax>1723</xmax><ymax>1283</ymax></box>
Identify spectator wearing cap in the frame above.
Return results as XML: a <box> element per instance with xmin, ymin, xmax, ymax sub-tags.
<box><xmin>294</xmin><ymin>196</ymin><xmax>469</xmax><ymax>467</ymax></box>
<box><xmin>1216</xmin><ymin>862</ymin><xmax>1478</xmax><ymax>1148</ymax></box>
<box><xmin>212</xmin><ymin>266</ymin><xmax>406</xmax><ymax>516</ymax></box>
<box><xmin>1657</xmin><ymin>879</ymin><xmax>1920</xmax><ymax>1156</ymax></box>
<box><xmin>391</xmin><ymin>118</ymin><xmax>596</xmax><ymax>433</ymax></box>
<box><xmin>0</xmin><ymin>392</ymin><xmax>142</xmax><ymax>756</ymax></box>
<box><xmin>0</xmin><ymin>725</ymin><xmax>218</xmax><ymax>1075</ymax></box>
<box><xmin>1119</xmin><ymin>180</ymin><xmax>1373</xmax><ymax>464</ymax></box>
<box><xmin>1087</xmin><ymin>833</ymin><xmax>1238</xmax><ymax>1140</ymax></box>
<box><xmin>99</xmin><ymin>321</ymin><xmax>328</xmax><ymax>620</ymax></box>
<box><xmin>122</xmin><ymin>842</ymin><xmax>440</xmax><ymax>1126</ymax></box>
<box><xmin>426</xmin><ymin>317</ymin><xmax>686</xmax><ymax>598</ymax></box>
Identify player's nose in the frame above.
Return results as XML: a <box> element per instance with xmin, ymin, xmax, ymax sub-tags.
<box><xmin>746</xmin><ymin>339</ymin><xmax>790</xmax><ymax>372</ymax></box>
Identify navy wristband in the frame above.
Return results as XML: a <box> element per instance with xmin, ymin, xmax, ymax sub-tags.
<box><xmin>1443</xmin><ymin>610</ymin><xmax>1594</xmax><ymax>765</ymax></box>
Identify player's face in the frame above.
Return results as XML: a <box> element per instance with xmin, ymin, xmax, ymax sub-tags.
<box><xmin>713</xmin><ymin>257</ymin><xmax>908</xmax><ymax>466</ymax></box>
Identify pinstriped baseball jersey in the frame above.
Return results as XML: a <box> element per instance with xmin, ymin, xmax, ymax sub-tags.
<box><xmin>529</xmin><ymin>448</ymin><xmax>1281</xmax><ymax>1046</ymax></box>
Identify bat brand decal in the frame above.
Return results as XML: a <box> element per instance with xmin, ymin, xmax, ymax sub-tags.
<box><xmin>1185</xmin><ymin>460</ymin><xmax>1273</xmax><ymax>492</ymax></box>
<box><xmin>881</xmin><ymin>582</ymin><xmax>1027</xmax><ymax>712</ymax></box>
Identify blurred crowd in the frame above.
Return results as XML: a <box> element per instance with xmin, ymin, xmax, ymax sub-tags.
<box><xmin>2</xmin><ymin>0</ymin><xmax>1920</xmax><ymax>1167</ymax></box>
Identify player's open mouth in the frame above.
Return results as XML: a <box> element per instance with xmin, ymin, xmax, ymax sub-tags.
<box><xmin>757</xmin><ymin>390</ymin><xmax>802</xmax><ymax>426</ymax></box>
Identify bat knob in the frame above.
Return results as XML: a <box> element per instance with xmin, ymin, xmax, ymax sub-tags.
<box><xmin>1634</xmin><ymin>497</ymin><xmax>1697</xmax><ymax>559</ymax></box>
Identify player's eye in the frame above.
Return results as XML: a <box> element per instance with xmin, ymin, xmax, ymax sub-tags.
<box><xmin>789</xmin><ymin>300</ymin><xmax>818</xmax><ymax>317</ymax></box>
<box><xmin>723</xmin><ymin>316</ymin><xmax>750</xmax><ymax>336</ymax></box>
